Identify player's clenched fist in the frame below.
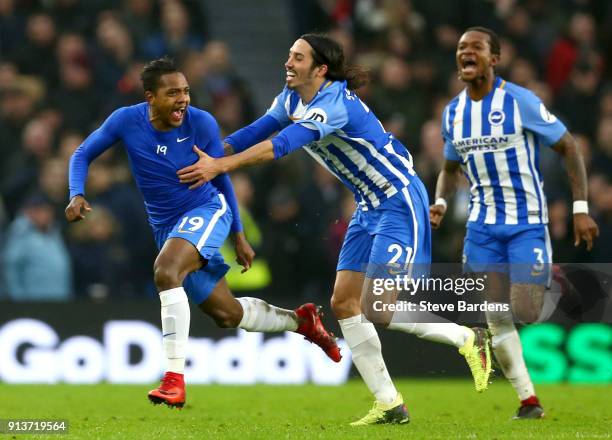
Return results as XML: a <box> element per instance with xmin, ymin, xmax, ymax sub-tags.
<box><xmin>429</xmin><ymin>203</ymin><xmax>446</xmax><ymax>229</ymax></box>
<box><xmin>65</xmin><ymin>195</ymin><xmax>92</xmax><ymax>222</ymax></box>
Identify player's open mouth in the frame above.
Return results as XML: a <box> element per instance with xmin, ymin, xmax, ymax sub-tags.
<box><xmin>170</xmin><ymin>108</ymin><xmax>185</xmax><ymax>122</ymax></box>
<box><xmin>286</xmin><ymin>71</ymin><xmax>296</xmax><ymax>81</ymax></box>
<box><xmin>460</xmin><ymin>58</ymin><xmax>478</xmax><ymax>75</ymax></box>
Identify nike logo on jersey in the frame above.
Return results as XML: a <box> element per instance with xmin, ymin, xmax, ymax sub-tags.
<box><xmin>177</xmin><ymin>137</ymin><xmax>190</xmax><ymax>142</ymax></box>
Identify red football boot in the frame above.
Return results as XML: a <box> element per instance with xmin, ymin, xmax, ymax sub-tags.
<box><xmin>514</xmin><ymin>395</ymin><xmax>545</xmax><ymax>419</ymax></box>
<box><xmin>295</xmin><ymin>303</ymin><xmax>342</xmax><ymax>362</ymax></box>
<box><xmin>148</xmin><ymin>371</ymin><xmax>185</xmax><ymax>409</ymax></box>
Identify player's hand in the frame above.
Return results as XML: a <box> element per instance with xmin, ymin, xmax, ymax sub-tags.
<box><xmin>177</xmin><ymin>146</ymin><xmax>222</xmax><ymax>189</ymax></box>
<box><xmin>429</xmin><ymin>203</ymin><xmax>447</xmax><ymax>229</ymax></box>
<box><xmin>65</xmin><ymin>195</ymin><xmax>92</xmax><ymax>222</ymax></box>
<box><xmin>573</xmin><ymin>213</ymin><xmax>599</xmax><ymax>251</ymax></box>
<box><xmin>234</xmin><ymin>232</ymin><xmax>255</xmax><ymax>273</ymax></box>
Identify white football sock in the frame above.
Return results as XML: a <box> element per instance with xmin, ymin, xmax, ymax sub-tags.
<box><xmin>237</xmin><ymin>297</ymin><xmax>298</xmax><ymax>332</ymax></box>
<box><xmin>160</xmin><ymin>287</ymin><xmax>190</xmax><ymax>374</ymax></box>
<box><xmin>387</xmin><ymin>322</ymin><xmax>472</xmax><ymax>348</ymax></box>
<box><xmin>486</xmin><ymin>306</ymin><xmax>535</xmax><ymax>400</ymax></box>
<box><xmin>340</xmin><ymin>314</ymin><xmax>397</xmax><ymax>404</ymax></box>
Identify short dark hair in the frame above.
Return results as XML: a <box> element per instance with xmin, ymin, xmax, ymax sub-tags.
<box><xmin>299</xmin><ymin>33</ymin><xmax>369</xmax><ymax>90</ymax></box>
<box><xmin>140</xmin><ymin>56</ymin><xmax>179</xmax><ymax>92</ymax></box>
<box><xmin>464</xmin><ymin>26</ymin><xmax>501</xmax><ymax>56</ymax></box>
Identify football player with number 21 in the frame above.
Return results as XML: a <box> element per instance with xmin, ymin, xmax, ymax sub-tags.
<box><xmin>66</xmin><ymin>57</ymin><xmax>341</xmax><ymax>410</ymax></box>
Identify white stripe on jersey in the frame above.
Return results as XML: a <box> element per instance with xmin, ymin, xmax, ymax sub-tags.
<box><xmin>332</xmin><ymin>136</ymin><xmax>396</xmax><ymax>197</ymax></box>
<box><xmin>493</xmin><ymin>151</ymin><xmax>518</xmax><ymax>224</ymax></box>
<box><xmin>340</xmin><ymin>133</ymin><xmax>410</xmax><ymax>187</ymax></box>
<box><xmin>526</xmin><ymin>131</ymin><xmax>548</xmax><ymax>223</ymax></box>
<box><xmin>474</xmin><ymin>154</ymin><xmax>497</xmax><ymax>224</ymax></box>
<box><xmin>383</xmin><ymin>144</ymin><xmax>416</xmax><ymax>177</ymax></box>
<box><xmin>470</xmin><ymin>100</ymin><xmax>482</xmax><ymax>137</ymax></box>
<box><xmin>513</xmin><ymin>103</ymin><xmax>541</xmax><ymax>224</ymax></box>
<box><xmin>465</xmin><ymin>162</ymin><xmax>482</xmax><ymax>223</ymax></box>
<box><xmin>304</xmin><ymin>143</ymin><xmax>380</xmax><ymax>207</ymax></box>
<box><xmin>490</xmin><ymin>89</ymin><xmax>505</xmax><ymax>137</ymax></box>
<box><xmin>452</xmin><ymin>91</ymin><xmax>467</xmax><ymax>139</ymax></box>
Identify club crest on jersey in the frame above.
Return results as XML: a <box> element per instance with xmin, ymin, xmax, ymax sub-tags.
<box><xmin>304</xmin><ymin>108</ymin><xmax>327</xmax><ymax>123</ymax></box>
<box><xmin>539</xmin><ymin>103</ymin><xmax>558</xmax><ymax>123</ymax></box>
<box><xmin>488</xmin><ymin>109</ymin><xmax>505</xmax><ymax>126</ymax></box>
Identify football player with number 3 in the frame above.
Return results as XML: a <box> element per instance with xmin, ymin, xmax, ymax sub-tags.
<box><xmin>175</xmin><ymin>34</ymin><xmax>493</xmax><ymax>425</ymax></box>
<box><xmin>430</xmin><ymin>27</ymin><xmax>599</xmax><ymax>419</ymax></box>
<box><xmin>65</xmin><ymin>57</ymin><xmax>341</xmax><ymax>409</ymax></box>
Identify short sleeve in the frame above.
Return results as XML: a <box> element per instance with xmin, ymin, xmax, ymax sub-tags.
<box><xmin>265</xmin><ymin>88</ymin><xmax>291</xmax><ymax>126</ymax></box>
<box><xmin>294</xmin><ymin>88</ymin><xmax>349</xmax><ymax>138</ymax></box>
<box><xmin>441</xmin><ymin>106</ymin><xmax>460</xmax><ymax>161</ymax></box>
<box><xmin>512</xmin><ymin>86</ymin><xmax>567</xmax><ymax>146</ymax></box>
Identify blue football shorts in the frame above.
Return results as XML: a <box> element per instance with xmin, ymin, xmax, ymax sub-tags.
<box><xmin>337</xmin><ymin>176</ymin><xmax>432</xmax><ymax>278</ymax></box>
<box><xmin>152</xmin><ymin>193</ymin><xmax>231</xmax><ymax>304</ymax></box>
<box><xmin>463</xmin><ymin>222</ymin><xmax>552</xmax><ymax>285</ymax></box>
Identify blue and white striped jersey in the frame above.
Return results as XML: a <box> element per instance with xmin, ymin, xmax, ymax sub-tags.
<box><xmin>266</xmin><ymin>80</ymin><xmax>416</xmax><ymax>210</ymax></box>
<box><xmin>442</xmin><ymin>77</ymin><xmax>567</xmax><ymax>225</ymax></box>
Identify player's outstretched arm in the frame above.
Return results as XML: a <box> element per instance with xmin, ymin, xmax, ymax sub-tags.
<box><xmin>552</xmin><ymin>132</ymin><xmax>599</xmax><ymax>250</ymax></box>
<box><xmin>65</xmin><ymin>195</ymin><xmax>92</xmax><ymax>222</ymax></box>
<box><xmin>178</xmin><ymin>141</ymin><xmax>275</xmax><ymax>188</ymax></box>
<box><xmin>430</xmin><ymin>159</ymin><xmax>461</xmax><ymax>229</ymax></box>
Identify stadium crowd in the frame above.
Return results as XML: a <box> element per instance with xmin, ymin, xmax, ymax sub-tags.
<box><xmin>1</xmin><ymin>0</ymin><xmax>611</xmax><ymax>301</ymax></box>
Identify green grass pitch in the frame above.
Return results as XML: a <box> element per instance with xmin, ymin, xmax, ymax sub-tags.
<box><xmin>1</xmin><ymin>379</ymin><xmax>610</xmax><ymax>439</ymax></box>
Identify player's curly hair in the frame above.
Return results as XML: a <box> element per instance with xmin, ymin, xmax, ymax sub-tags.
<box><xmin>300</xmin><ymin>33</ymin><xmax>369</xmax><ymax>90</ymax></box>
<box><xmin>140</xmin><ymin>56</ymin><xmax>179</xmax><ymax>92</ymax></box>
<box><xmin>464</xmin><ymin>26</ymin><xmax>501</xmax><ymax>56</ymax></box>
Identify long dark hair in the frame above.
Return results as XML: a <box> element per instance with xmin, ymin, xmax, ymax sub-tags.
<box><xmin>299</xmin><ymin>33</ymin><xmax>369</xmax><ymax>90</ymax></box>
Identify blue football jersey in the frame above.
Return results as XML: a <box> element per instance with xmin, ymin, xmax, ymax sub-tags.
<box><xmin>266</xmin><ymin>81</ymin><xmax>417</xmax><ymax>210</ymax></box>
<box><xmin>442</xmin><ymin>77</ymin><xmax>567</xmax><ymax>225</ymax></box>
<box><xmin>69</xmin><ymin>103</ymin><xmax>227</xmax><ymax>227</ymax></box>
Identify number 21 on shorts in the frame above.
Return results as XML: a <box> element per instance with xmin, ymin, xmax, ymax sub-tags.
<box><xmin>388</xmin><ymin>244</ymin><xmax>413</xmax><ymax>269</ymax></box>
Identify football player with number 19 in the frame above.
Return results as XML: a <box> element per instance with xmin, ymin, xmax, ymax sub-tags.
<box><xmin>66</xmin><ymin>57</ymin><xmax>340</xmax><ymax>409</ymax></box>
<box><xmin>430</xmin><ymin>27</ymin><xmax>599</xmax><ymax>419</ymax></box>
<box><xmin>176</xmin><ymin>33</ymin><xmax>493</xmax><ymax>426</ymax></box>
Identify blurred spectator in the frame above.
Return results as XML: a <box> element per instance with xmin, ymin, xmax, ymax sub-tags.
<box><xmin>3</xmin><ymin>192</ymin><xmax>72</xmax><ymax>301</ymax></box>
<box><xmin>555</xmin><ymin>61</ymin><xmax>601</xmax><ymax>137</ymax></box>
<box><xmin>2</xmin><ymin>117</ymin><xmax>55</xmax><ymax>218</ymax></box>
<box><xmin>262</xmin><ymin>185</ymin><xmax>305</xmax><ymax>296</ymax></box>
<box><xmin>327</xmin><ymin>189</ymin><xmax>356</xmax><ymax>264</ymax></box>
<box><xmin>591</xmin><ymin>116</ymin><xmax>612</xmax><ymax>180</ymax></box>
<box><xmin>76</xmin><ymin>161</ymin><xmax>156</xmax><ymax>297</ymax></box>
<box><xmin>11</xmin><ymin>11</ymin><xmax>58</xmax><ymax>87</ymax></box>
<box><xmin>546</xmin><ymin>12</ymin><xmax>597</xmax><ymax>94</ymax></box>
<box><xmin>140</xmin><ymin>0</ymin><xmax>203</xmax><ymax>60</ymax></box>
<box><xmin>92</xmin><ymin>12</ymin><xmax>135</xmax><ymax>92</ymax></box>
<box><xmin>0</xmin><ymin>0</ymin><xmax>24</xmax><ymax>59</ymax></box>
<box><xmin>67</xmin><ymin>204</ymin><xmax>128</xmax><ymax>300</ymax></box>
<box><xmin>221</xmin><ymin>172</ymin><xmax>272</xmax><ymax>292</ymax></box>
<box><xmin>50</xmin><ymin>52</ymin><xmax>101</xmax><ymax>131</ymax></box>
<box><xmin>0</xmin><ymin>72</ymin><xmax>45</xmax><ymax>166</ymax></box>
<box><xmin>120</xmin><ymin>0</ymin><xmax>156</xmax><ymax>48</ymax></box>
<box><xmin>201</xmin><ymin>41</ymin><xmax>256</xmax><ymax>133</ymax></box>
<box><xmin>298</xmin><ymin>164</ymin><xmax>345</xmax><ymax>297</ymax></box>
<box><xmin>370</xmin><ymin>56</ymin><xmax>428</xmax><ymax>147</ymax></box>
